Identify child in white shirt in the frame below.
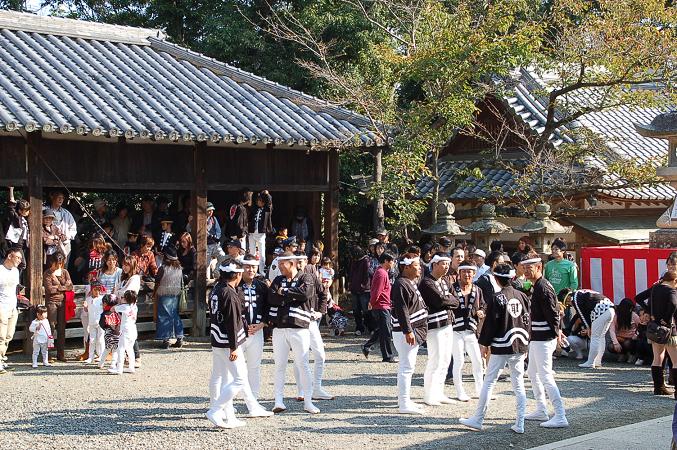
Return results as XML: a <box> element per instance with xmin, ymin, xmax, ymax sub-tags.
<box><xmin>110</xmin><ymin>290</ymin><xmax>138</xmax><ymax>375</ymax></box>
<box><xmin>29</xmin><ymin>305</ymin><xmax>52</xmax><ymax>368</ymax></box>
<box><xmin>84</xmin><ymin>282</ymin><xmax>105</xmax><ymax>364</ymax></box>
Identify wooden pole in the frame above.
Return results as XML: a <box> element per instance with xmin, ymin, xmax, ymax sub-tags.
<box><xmin>25</xmin><ymin>131</ymin><xmax>44</xmax><ymax>355</ymax></box>
<box><xmin>324</xmin><ymin>148</ymin><xmax>339</xmax><ymax>268</ymax></box>
<box><xmin>191</xmin><ymin>141</ymin><xmax>208</xmax><ymax>337</ymax></box>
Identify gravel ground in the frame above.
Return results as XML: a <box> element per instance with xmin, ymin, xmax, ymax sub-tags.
<box><xmin>1</xmin><ymin>331</ymin><xmax>673</xmax><ymax>450</ymax></box>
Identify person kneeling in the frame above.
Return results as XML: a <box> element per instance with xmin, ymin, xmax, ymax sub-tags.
<box><xmin>460</xmin><ymin>263</ymin><xmax>530</xmax><ymax>434</ymax></box>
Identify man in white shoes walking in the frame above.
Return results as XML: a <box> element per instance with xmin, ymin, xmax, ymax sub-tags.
<box><xmin>460</xmin><ymin>263</ymin><xmax>530</xmax><ymax>434</ymax></box>
<box><xmin>521</xmin><ymin>257</ymin><xmax>569</xmax><ymax>428</ymax></box>
<box><xmin>391</xmin><ymin>254</ymin><xmax>428</xmax><ymax>415</ymax></box>
<box><xmin>207</xmin><ymin>261</ymin><xmax>273</xmax><ymax>429</ymax></box>
<box><xmin>419</xmin><ymin>254</ymin><xmax>458</xmax><ymax>406</ymax></box>
<box><xmin>267</xmin><ymin>252</ymin><xmax>321</xmax><ymax>415</ymax></box>
<box><xmin>293</xmin><ymin>252</ymin><xmax>334</xmax><ymax>402</ymax></box>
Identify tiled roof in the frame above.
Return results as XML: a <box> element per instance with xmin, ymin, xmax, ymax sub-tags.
<box><xmin>419</xmin><ymin>68</ymin><xmax>675</xmax><ymax>202</ymax></box>
<box><xmin>0</xmin><ymin>11</ymin><xmax>380</xmax><ymax>147</ymax></box>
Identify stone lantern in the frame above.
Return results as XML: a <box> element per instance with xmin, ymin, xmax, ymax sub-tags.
<box><xmin>423</xmin><ymin>201</ymin><xmax>463</xmax><ymax>243</ymax></box>
<box><xmin>635</xmin><ymin>112</ymin><xmax>677</xmax><ymax>248</ymax></box>
<box><xmin>461</xmin><ymin>204</ymin><xmax>512</xmax><ymax>251</ymax></box>
<box><xmin>515</xmin><ymin>203</ymin><xmax>572</xmax><ymax>253</ymax></box>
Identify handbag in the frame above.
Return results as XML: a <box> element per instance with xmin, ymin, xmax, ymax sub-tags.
<box><xmin>38</xmin><ymin>323</ymin><xmax>55</xmax><ymax>349</ymax></box>
<box><xmin>647</xmin><ymin>286</ymin><xmax>671</xmax><ymax>345</ymax></box>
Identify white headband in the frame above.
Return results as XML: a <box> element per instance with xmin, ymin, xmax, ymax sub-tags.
<box><xmin>241</xmin><ymin>259</ymin><xmax>259</xmax><ymax>266</ymax></box>
<box><xmin>277</xmin><ymin>255</ymin><xmax>298</xmax><ymax>261</ymax></box>
<box><xmin>430</xmin><ymin>255</ymin><xmax>451</xmax><ymax>264</ymax></box>
<box><xmin>295</xmin><ymin>254</ymin><xmax>308</xmax><ymax>260</ymax></box>
<box><xmin>458</xmin><ymin>264</ymin><xmax>477</xmax><ymax>271</ymax></box>
<box><xmin>400</xmin><ymin>257</ymin><xmax>420</xmax><ymax>266</ymax></box>
<box><xmin>219</xmin><ymin>263</ymin><xmax>244</xmax><ymax>273</ymax></box>
<box><xmin>519</xmin><ymin>257</ymin><xmax>542</xmax><ymax>265</ymax></box>
<box><xmin>493</xmin><ymin>270</ymin><xmax>516</xmax><ymax>279</ymax></box>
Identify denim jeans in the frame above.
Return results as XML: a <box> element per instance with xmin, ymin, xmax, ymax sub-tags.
<box><xmin>352</xmin><ymin>292</ymin><xmax>372</xmax><ymax>333</ymax></box>
<box><xmin>156</xmin><ymin>295</ymin><xmax>184</xmax><ymax>340</ymax></box>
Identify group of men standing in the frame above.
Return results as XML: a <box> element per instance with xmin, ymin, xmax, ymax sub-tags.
<box><xmin>206</xmin><ymin>250</ymin><xmax>332</xmax><ymax>428</ymax></box>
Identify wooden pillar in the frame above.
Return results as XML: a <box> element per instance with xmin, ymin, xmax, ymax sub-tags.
<box><xmin>324</xmin><ymin>149</ymin><xmax>339</xmax><ymax>267</ymax></box>
<box><xmin>24</xmin><ymin>132</ymin><xmax>44</xmax><ymax>354</ymax></box>
<box><xmin>191</xmin><ymin>141</ymin><xmax>208</xmax><ymax>337</ymax></box>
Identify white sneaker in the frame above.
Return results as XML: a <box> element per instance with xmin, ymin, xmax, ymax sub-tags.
<box><xmin>32</xmin><ymin>364</ymin><xmax>38</xmax><ymax>368</ymax></box>
<box><xmin>438</xmin><ymin>396</ymin><xmax>456</xmax><ymax>404</ymax></box>
<box><xmin>206</xmin><ymin>409</ymin><xmax>228</xmax><ymax>428</ymax></box>
<box><xmin>312</xmin><ymin>388</ymin><xmax>335</xmax><ymax>400</ymax></box>
<box><xmin>457</xmin><ymin>393</ymin><xmax>471</xmax><ymax>402</ymax></box>
<box><xmin>222</xmin><ymin>417</ymin><xmax>246</xmax><ymax>429</ymax></box>
<box><xmin>525</xmin><ymin>410</ymin><xmax>550</xmax><ymax>421</ymax></box>
<box><xmin>459</xmin><ymin>417</ymin><xmax>483</xmax><ymax>431</ymax></box>
<box><xmin>304</xmin><ymin>402</ymin><xmax>320</xmax><ymax>414</ymax></box>
<box><xmin>578</xmin><ymin>362</ymin><xmax>596</xmax><ymax>368</ymax></box>
<box><xmin>511</xmin><ymin>424</ymin><xmax>525</xmax><ymax>434</ymax></box>
<box><xmin>43</xmin><ymin>362</ymin><xmax>52</xmax><ymax>367</ymax></box>
<box><xmin>635</xmin><ymin>359</ymin><xmax>644</xmax><ymax>366</ymax></box>
<box><xmin>424</xmin><ymin>398</ymin><xmax>442</xmax><ymax>406</ymax></box>
<box><xmin>123</xmin><ymin>368</ymin><xmax>136</xmax><ymax>374</ymax></box>
<box><xmin>83</xmin><ymin>358</ymin><xmax>93</xmax><ymax>364</ymax></box>
<box><xmin>247</xmin><ymin>406</ymin><xmax>274</xmax><ymax>418</ymax></box>
<box><xmin>108</xmin><ymin>368</ymin><xmax>122</xmax><ymax>375</ymax></box>
<box><xmin>399</xmin><ymin>403</ymin><xmax>425</xmax><ymax>415</ymax></box>
<box><xmin>540</xmin><ymin>415</ymin><xmax>569</xmax><ymax>428</ymax></box>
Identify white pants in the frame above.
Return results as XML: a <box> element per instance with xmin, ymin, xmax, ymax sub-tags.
<box><xmin>87</xmin><ymin>324</ymin><xmax>105</xmax><ymax>361</ymax></box>
<box><xmin>584</xmin><ymin>308</ymin><xmax>615</xmax><ymax>366</ymax></box>
<box><xmin>393</xmin><ymin>331</ymin><xmax>419</xmax><ymax>408</ymax></box>
<box><xmin>209</xmin><ymin>346</ymin><xmax>258</xmax><ymax>417</ymax></box>
<box><xmin>471</xmin><ymin>353</ymin><xmax>526</xmax><ymax>425</ymax></box>
<box><xmin>32</xmin><ymin>341</ymin><xmax>48</xmax><ymax>365</ymax></box>
<box><xmin>115</xmin><ymin>331</ymin><xmax>137</xmax><ymax>373</ymax></box>
<box><xmin>527</xmin><ymin>339</ymin><xmax>565</xmax><ymax>416</ymax></box>
<box><xmin>295</xmin><ymin>320</ymin><xmax>327</xmax><ymax>396</ymax></box>
<box><xmin>452</xmin><ymin>330</ymin><xmax>484</xmax><ymax>398</ymax></box>
<box><xmin>272</xmin><ymin>328</ymin><xmax>312</xmax><ymax>405</ymax></box>
<box><xmin>247</xmin><ymin>233</ymin><xmax>267</xmax><ymax>275</ymax></box>
<box><xmin>241</xmin><ymin>330</ymin><xmax>264</xmax><ymax>399</ymax></box>
<box><xmin>567</xmin><ymin>335</ymin><xmax>587</xmax><ymax>358</ymax></box>
<box><xmin>424</xmin><ymin>325</ymin><xmax>453</xmax><ymax>402</ymax></box>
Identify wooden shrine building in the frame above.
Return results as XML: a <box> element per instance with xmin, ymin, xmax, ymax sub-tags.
<box><xmin>0</xmin><ymin>11</ymin><xmax>377</xmax><ymax>336</ymax></box>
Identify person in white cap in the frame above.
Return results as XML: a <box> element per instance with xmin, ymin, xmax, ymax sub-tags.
<box><xmin>207</xmin><ymin>260</ymin><xmax>272</xmax><ymax>429</ymax></box>
<box><xmin>451</xmin><ymin>260</ymin><xmax>486</xmax><ymax>402</ymax></box>
<box><xmin>293</xmin><ymin>252</ymin><xmax>334</xmax><ymax>401</ymax></box>
<box><xmin>419</xmin><ymin>253</ymin><xmax>458</xmax><ymax>405</ymax></box>
<box><xmin>472</xmin><ymin>249</ymin><xmax>489</xmax><ymax>281</ymax></box>
<box><xmin>267</xmin><ymin>251</ymin><xmax>320</xmax><ymax>414</ymax></box>
<box><xmin>521</xmin><ymin>256</ymin><xmax>569</xmax><ymax>428</ymax></box>
<box><xmin>206</xmin><ymin>202</ymin><xmax>226</xmax><ymax>265</ymax></box>
<box><xmin>460</xmin><ymin>263</ymin><xmax>530</xmax><ymax>434</ymax></box>
<box><xmin>391</xmin><ymin>254</ymin><xmax>428</xmax><ymax>415</ymax></box>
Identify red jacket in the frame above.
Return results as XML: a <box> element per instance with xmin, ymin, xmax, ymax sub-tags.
<box><xmin>370</xmin><ymin>266</ymin><xmax>391</xmax><ymax>310</ymax></box>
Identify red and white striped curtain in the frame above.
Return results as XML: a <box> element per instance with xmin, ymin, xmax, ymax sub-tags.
<box><xmin>580</xmin><ymin>246</ymin><xmax>676</xmax><ymax>304</ymax></box>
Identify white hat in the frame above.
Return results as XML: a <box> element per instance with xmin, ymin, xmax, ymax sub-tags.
<box><xmin>473</xmin><ymin>249</ymin><xmax>486</xmax><ymax>258</ymax></box>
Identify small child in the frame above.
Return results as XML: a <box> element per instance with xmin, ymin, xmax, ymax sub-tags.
<box><xmin>29</xmin><ymin>305</ymin><xmax>52</xmax><ymax>368</ymax></box>
<box><xmin>99</xmin><ymin>295</ymin><xmax>121</xmax><ymax>371</ymax></box>
<box><xmin>110</xmin><ymin>290</ymin><xmax>138</xmax><ymax>375</ymax></box>
<box><xmin>319</xmin><ymin>257</ymin><xmax>335</xmax><ymax>284</ymax></box>
<box><xmin>84</xmin><ymin>282</ymin><xmax>106</xmax><ymax>364</ymax></box>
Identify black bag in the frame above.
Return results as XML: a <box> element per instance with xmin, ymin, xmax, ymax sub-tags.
<box><xmin>647</xmin><ymin>286</ymin><xmax>671</xmax><ymax>345</ymax></box>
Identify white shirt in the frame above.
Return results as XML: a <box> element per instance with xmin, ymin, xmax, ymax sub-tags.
<box><xmin>86</xmin><ymin>295</ymin><xmax>104</xmax><ymax>326</ymax></box>
<box><xmin>116</xmin><ymin>274</ymin><xmax>141</xmax><ymax>298</ymax></box>
<box><xmin>51</xmin><ymin>206</ymin><xmax>77</xmax><ymax>241</ymax></box>
<box><xmin>29</xmin><ymin>318</ymin><xmax>52</xmax><ymax>344</ymax></box>
<box><xmin>0</xmin><ymin>264</ymin><xmax>19</xmax><ymax>314</ymax></box>
<box><xmin>267</xmin><ymin>257</ymin><xmax>281</xmax><ymax>282</ymax></box>
<box><xmin>115</xmin><ymin>303</ymin><xmax>138</xmax><ymax>334</ymax></box>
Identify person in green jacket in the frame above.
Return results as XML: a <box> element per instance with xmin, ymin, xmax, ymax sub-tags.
<box><xmin>544</xmin><ymin>238</ymin><xmax>578</xmax><ymax>296</ymax></box>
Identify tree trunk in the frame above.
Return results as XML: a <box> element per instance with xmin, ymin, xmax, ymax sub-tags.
<box><xmin>373</xmin><ymin>147</ymin><xmax>385</xmax><ymax>232</ymax></box>
<box><xmin>430</xmin><ymin>147</ymin><xmax>439</xmax><ymax>225</ymax></box>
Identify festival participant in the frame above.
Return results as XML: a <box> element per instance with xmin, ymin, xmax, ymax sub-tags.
<box><xmin>349</xmin><ymin>246</ymin><xmax>372</xmax><ymax>336</ymax></box>
<box><xmin>5</xmin><ymin>187</ymin><xmax>29</xmax><ymax>273</ymax></box>
<box><xmin>132</xmin><ymin>235</ymin><xmax>158</xmax><ymax>280</ymax></box>
<box><xmin>98</xmin><ymin>294</ymin><xmax>120</xmax><ymax>371</ymax></box>
<box><xmin>83</xmin><ymin>280</ymin><xmax>105</xmax><ymax>364</ymax></box>
<box><xmin>47</xmin><ymin>190</ymin><xmax>77</xmax><ymax>262</ymax></box>
<box><xmin>391</xmin><ymin>255</ymin><xmax>428</xmax><ymax>415</ymax></box>
<box><xmin>29</xmin><ymin>305</ymin><xmax>52</xmax><ymax>368</ymax></box>
<box><xmin>451</xmin><ymin>261</ymin><xmax>485</xmax><ymax>402</ymax></box>
<box><xmin>419</xmin><ymin>254</ymin><xmax>458</xmax><ymax>405</ymax></box>
<box><xmin>207</xmin><ymin>260</ymin><xmax>272</xmax><ymax>429</ymax></box>
<box><xmin>153</xmin><ymin>247</ymin><xmax>185</xmax><ymax>349</ymax></box>
<box><xmin>267</xmin><ymin>252</ymin><xmax>320</xmax><ymax>414</ymax></box>
<box><xmin>116</xmin><ymin>255</ymin><xmax>141</xmax><ymax>366</ymax></box>
<box><xmin>98</xmin><ymin>250</ymin><xmax>122</xmax><ymax>295</ymax></box>
<box><xmin>110</xmin><ymin>290</ymin><xmax>138</xmax><ymax>375</ymax></box>
<box><xmin>206</xmin><ymin>202</ymin><xmax>226</xmax><ymax>265</ymax></box>
<box><xmin>521</xmin><ymin>256</ymin><xmax>569</xmax><ymax>428</ymax></box>
<box><xmin>447</xmin><ymin>247</ymin><xmax>465</xmax><ymax>284</ymax></box>
<box><xmin>472</xmin><ymin>249</ymin><xmax>489</xmax><ymax>281</ymax></box>
<box><xmin>226</xmin><ymin>190</ymin><xmax>251</xmax><ymax>252</ymax></box>
<box><xmin>157</xmin><ymin>217</ymin><xmax>177</xmax><ymax>255</ymax></box>
<box><xmin>41</xmin><ymin>209</ymin><xmax>66</xmax><ymax>265</ymax></box>
<box><xmin>239</xmin><ymin>254</ymin><xmax>269</xmax><ymax>399</ymax></box>
<box><xmin>0</xmin><ymin>247</ymin><xmax>21</xmax><ymax>373</ymax></box>
<box><xmin>247</xmin><ymin>191</ymin><xmax>273</xmax><ymax>275</ymax></box>
<box><xmin>43</xmin><ymin>253</ymin><xmax>73</xmax><ymax>362</ymax></box>
<box><xmin>559</xmin><ymin>289</ymin><xmax>614</xmax><ymax>369</ymax></box>
<box><xmin>544</xmin><ymin>238</ymin><xmax>578</xmax><ymax>297</ymax></box>
<box><xmin>460</xmin><ymin>263</ymin><xmax>530</xmax><ymax>434</ymax></box>
<box><xmin>294</xmin><ymin>253</ymin><xmax>333</xmax><ymax>401</ymax></box>
<box><xmin>362</xmin><ymin>252</ymin><xmax>397</xmax><ymax>362</ymax></box>
<box><xmin>267</xmin><ymin>237</ymin><xmax>298</xmax><ymax>282</ymax></box>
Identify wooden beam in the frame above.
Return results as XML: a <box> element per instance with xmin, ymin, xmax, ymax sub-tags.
<box><xmin>206</xmin><ymin>183</ymin><xmax>329</xmax><ymax>192</ymax></box>
<box><xmin>324</xmin><ymin>149</ymin><xmax>339</xmax><ymax>267</ymax></box>
<box><xmin>192</xmin><ymin>141</ymin><xmax>208</xmax><ymax>337</ymax></box>
<box><xmin>25</xmin><ymin>131</ymin><xmax>44</xmax><ymax>355</ymax></box>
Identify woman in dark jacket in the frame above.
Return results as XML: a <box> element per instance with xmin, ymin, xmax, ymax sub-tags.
<box><xmin>636</xmin><ymin>270</ymin><xmax>677</xmax><ymax>396</ymax></box>
<box><xmin>177</xmin><ymin>232</ymin><xmax>196</xmax><ymax>282</ymax></box>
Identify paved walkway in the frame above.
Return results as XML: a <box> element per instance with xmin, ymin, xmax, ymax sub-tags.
<box><xmin>529</xmin><ymin>415</ymin><xmax>674</xmax><ymax>450</ymax></box>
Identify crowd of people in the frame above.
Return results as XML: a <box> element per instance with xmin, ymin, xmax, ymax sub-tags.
<box><xmin>1</xmin><ymin>185</ymin><xmax>676</xmax><ymax>432</ymax></box>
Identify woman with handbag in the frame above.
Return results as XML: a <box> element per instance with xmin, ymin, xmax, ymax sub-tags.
<box><xmin>43</xmin><ymin>253</ymin><xmax>73</xmax><ymax>362</ymax></box>
<box><xmin>636</xmin><ymin>271</ymin><xmax>677</xmax><ymax>396</ymax></box>
<box><xmin>153</xmin><ymin>247</ymin><xmax>185</xmax><ymax>349</ymax></box>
